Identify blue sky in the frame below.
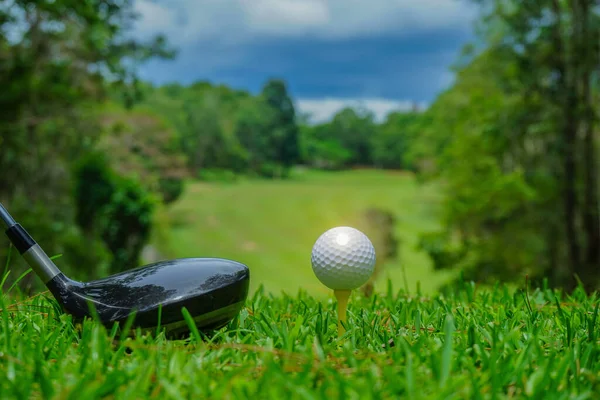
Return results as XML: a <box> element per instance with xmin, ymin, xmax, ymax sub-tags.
<box><xmin>134</xmin><ymin>0</ymin><xmax>478</xmax><ymax>122</ymax></box>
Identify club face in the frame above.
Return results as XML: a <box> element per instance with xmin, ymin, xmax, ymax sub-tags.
<box><xmin>47</xmin><ymin>258</ymin><xmax>250</xmax><ymax>335</ymax></box>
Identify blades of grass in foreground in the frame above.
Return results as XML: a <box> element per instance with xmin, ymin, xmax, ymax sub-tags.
<box><xmin>1</xmin><ymin>244</ymin><xmax>12</xmax><ymax>288</ymax></box>
<box><xmin>1</xmin><ymin>278</ymin><xmax>600</xmax><ymax>398</ymax></box>
<box><xmin>439</xmin><ymin>314</ymin><xmax>455</xmax><ymax>388</ymax></box>
<box><xmin>6</xmin><ymin>268</ymin><xmax>32</xmax><ymax>294</ymax></box>
<box><xmin>181</xmin><ymin>307</ymin><xmax>202</xmax><ymax>343</ymax></box>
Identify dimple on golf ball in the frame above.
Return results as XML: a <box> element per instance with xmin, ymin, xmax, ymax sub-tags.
<box><xmin>311</xmin><ymin>226</ymin><xmax>376</xmax><ymax>290</ymax></box>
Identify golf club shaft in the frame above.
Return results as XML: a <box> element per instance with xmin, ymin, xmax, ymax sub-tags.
<box><xmin>0</xmin><ymin>202</ymin><xmax>16</xmax><ymax>228</ymax></box>
<box><xmin>1</xmin><ymin>202</ymin><xmax>62</xmax><ymax>283</ymax></box>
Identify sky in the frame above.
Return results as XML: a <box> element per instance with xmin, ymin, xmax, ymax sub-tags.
<box><xmin>133</xmin><ymin>0</ymin><xmax>478</xmax><ymax>123</ymax></box>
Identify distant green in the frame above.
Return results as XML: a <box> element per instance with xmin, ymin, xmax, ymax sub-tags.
<box><xmin>152</xmin><ymin>169</ymin><xmax>454</xmax><ymax>297</ymax></box>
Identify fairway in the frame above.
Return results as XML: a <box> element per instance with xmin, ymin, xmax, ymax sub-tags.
<box><xmin>152</xmin><ymin>169</ymin><xmax>454</xmax><ymax>297</ymax></box>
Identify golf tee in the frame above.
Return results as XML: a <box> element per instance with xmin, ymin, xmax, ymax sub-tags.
<box><xmin>334</xmin><ymin>289</ymin><xmax>351</xmax><ymax>336</ymax></box>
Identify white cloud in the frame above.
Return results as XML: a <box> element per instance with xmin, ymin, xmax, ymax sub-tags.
<box><xmin>296</xmin><ymin>97</ymin><xmax>427</xmax><ymax>124</ymax></box>
<box><xmin>133</xmin><ymin>0</ymin><xmax>247</xmax><ymax>46</ymax></box>
<box><xmin>133</xmin><ymin>0</ymin><xmax>476</xmax><ymax>45</ymax></box>
<box><xmin>321</xmin><ymin>0</ymin><xmax>475</xmax><ymax>38</ymax></box>
<box><xmin>241</xmin><ymin>0</ymin><xmax>330</xmax><ymax>35</ymax></box>
<box><xmin>133</xmin><ymin>1</ymin><xmax>178</xmax><ymax>37</ymax></box>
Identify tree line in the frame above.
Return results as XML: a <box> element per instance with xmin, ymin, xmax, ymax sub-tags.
<box><xmin>134</xmin><ymin>80</ymin><xmax>421</xmax><ymax>180</ymax></box>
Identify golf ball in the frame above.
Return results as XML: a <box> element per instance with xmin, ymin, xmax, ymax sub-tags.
<box><xmin>311</xmin><ymin>226</ymin><xmax>376</xmax><ymax>290</ymax></box>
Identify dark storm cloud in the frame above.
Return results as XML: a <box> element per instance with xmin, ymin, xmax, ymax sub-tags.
<box><xmin>138</xmin><ymin>27</ymin><xmax>473</xmax><ymax>103</ymax></box>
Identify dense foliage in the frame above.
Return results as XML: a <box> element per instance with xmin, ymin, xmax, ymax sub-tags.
<box><xmin>412</xmin><ymin>0</ymin><xmax>600</xmax><ymax>292</ymax></box>
<box><xmin>0</xmin><ymin>0</ymin><xmax>175</xmax><ymax>288</ymax></box>
<box><xmin>136</xmin><ymin>82</ymin><xmax>418</xmax><ymax>177</ymax></box>
<box><xmin>73</xmin><ymin>152</ymin><xmax>157</xmax><ymax>274</ymax></box>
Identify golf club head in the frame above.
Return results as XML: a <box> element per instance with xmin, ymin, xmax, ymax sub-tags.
<box><xmin>49</xmin><ymin>258</ymin><xmax>250</xmax><ymax>336</ymax></box>
<box><xmin>1</xmin><ymin>202</ymin><xmax>250</xmax><ymax>337</ymax></box>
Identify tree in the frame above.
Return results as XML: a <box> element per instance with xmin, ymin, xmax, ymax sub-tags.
<box><xmin>415</xmin><ymin>0</ymin><xmax>600</xmax><ymax>291</ymax></box>
<box><xmin>328</xmin><ymin>107</ymin><xmax>377</xmax><ymax>166</ymax></box>
<box><xmin>372</xmin><ymin>111</ymin><xmax>421</xmax><ymax>170</ymax></box>
<box><xmin>300</xmin><ymin>124</ymin><xmax>352</xmax><ymax>170</ymax></box>
<box><xmin>99</xmin><ymin>110</ymin><xmax>188</xmax><ymax>204</ymax></box>
<box><xmin>0</xmin><ymin>0</ymin><xmax>175</xmax><ymax>289</ymax></box>
<box><xmin>261</xmin><ymin>79</ymin><xmax>301</xmax><ymax>177</ymax></box>
<box><xmin>233</xmin><ymin>97</ymin><xmax>277</xmax><ymax>176</ymax></box>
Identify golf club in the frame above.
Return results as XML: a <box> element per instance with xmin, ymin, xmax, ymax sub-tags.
<box><xmin>0</xmin><ymin>202</ymin><xmax>250</xmax><ymax>336</ymax></box>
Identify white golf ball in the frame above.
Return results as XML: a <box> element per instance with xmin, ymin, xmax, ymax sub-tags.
<box><xmin>311</xmin><ymin>226</ymin><xmax>376</xmax><ymax>290</ymax></box>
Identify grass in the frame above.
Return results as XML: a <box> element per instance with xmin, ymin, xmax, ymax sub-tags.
<box><xmin>5</xmin><ymin>169</ymin><xmax>598</xmax><ymax>398</ymax></box>
<box><xmin>152</xmin><ymin>169</ymin><xmax>455</xmax><ymax>297</ymax></box>
<box><xmin>1</xmin><ymin>275</ymin><xmax>600</xmax><ymax>399</ymax></box>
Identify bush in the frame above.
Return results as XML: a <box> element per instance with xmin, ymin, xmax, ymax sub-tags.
<box><xmin>258</xmin><ymin>162</ymin><xmax>279</xmax><ymax>179</ymax></box>
<box><xmin>197</xmin><ymin>168</ymin><xmax>239</xmax><ymax>183</ymax></box>
<box><xmin>0</xmin><ymin>195</ymin><xmax>113</xmax><ymax>291</ymax></box>
<box><xmin>99</xmin><ymin>176</ymin><xmax>156</xmax><ymax>273</ymax></box>
<box><xmin>73</xmin><ymin>152</ymin><xmax>157</xmax><ymax>274</ymax></box>
<box><xmin>417</xmin><ymin>231</ymin><xmax>466</xmax><ymax>271</ymax></box>
<box><xmin>59</xmin><ymin>225</ymin><xmax>112</xmax><ymax>281</ymax></box>
<box><xmin>73</xmin><ymin>152</ymin><xmax>115</xmax><ymax>233</ymax></box>
<box><xmin>158</xmin><ymin>177</ymin><xmax>185</xmax><ymax>204</ymax></box>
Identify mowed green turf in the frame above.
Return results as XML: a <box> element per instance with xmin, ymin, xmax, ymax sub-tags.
<box><xmin>1</xmin><ymin>279</ymin><xmax>599</xmax><ymax>398</ymax></box>
<box><xmin>153</xmin><ymin>169</ymin><xmax>455</xmax><ymax>297</ymax></box>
